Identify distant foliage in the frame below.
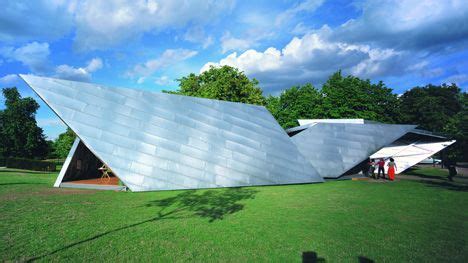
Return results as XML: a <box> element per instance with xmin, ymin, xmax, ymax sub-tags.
<box><xmin>266</xmin><ymin>84</ymin><xmax>322</xmax><ymax>129</ymax></box>
<box><xmin>319</xmin><ymin>71</ymin><xmax>401</xmax><ymax>123</ymax></box>
<box><xmin>0</xmin><ymin>87</ymin><xmax>49</xmax><ymax>159</ymax></box>
<box><xmin>266</xmin><ymin>72</ymin><xmax>401</xmax><ymax>129</ymax></box>
<box><xmin>53</xmin><ymin>128</ymin><xmax>76</xmax><ymax>159</ymax></box>
<box><xmin>398</xmin><ymin>84</ymin><xmax>466</xmax><ymax>161</ymax></box>
<box><xmin>166</xmin><ymin>65</ymin><xmax>266</xmax><ymax>105</ymax></box>
<box><xmin>399</xmin><ymin>84</ymin><xmax>462</xmax><ymax>132</ymax></box>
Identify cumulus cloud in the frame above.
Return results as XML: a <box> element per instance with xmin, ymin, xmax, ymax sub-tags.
<box><xmin>202</xmin><ymin>33</ymin><xmax>400</xmax><ymax>91</ymax></box>
<box><xmin>0</xmin><ymin>1</ymin><xmax>74</xmax><ymax>42</ymax></box>
<box><xmin>202</xmin><ymin>0</ymin><xmax>468</xmax><ymax>91</ymax></box>
<box><xmin>128</xmin><ymin>49</ymin><xmax>197</xmax><ymax>78</ymax></box>
<box><xmin>220</xmin><ymin>32</ymin><xmax>252</xmax><ymax>54</ymax></box>
<box><xmin>329</xmin><ymin>0</ymin><xmax>468</xmax><ymax>51</ymax></box>
<box><xmin>275</xmin><ymin>0</ymin><xmax>325</xmax><ymax>26</ymax></box>
<box><xmin>73</xmin><ymin>0</ymin><xmax>235</xmax><ymax>51</ymax></box>
<box><xmin>1</xmin><ymin>42</ymin><xmax>51</xmax><ymax>73</ymax></box>
<box><xmin>54</xmin><ymin>58</ymin><xmax>103</xmax><ymax>82</ymax></box>
<box><xmin>0</xmin><ymin>74</ymin><xmax>19</xmax><ymax>85</ymax></box>
<box><xmin>444</xmin><ymin>74</ymin><xmax>468</xmax><ymax>86</ymax></box>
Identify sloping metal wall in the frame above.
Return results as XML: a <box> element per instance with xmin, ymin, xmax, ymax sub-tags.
<box><xmin>288</xmin><ymin>122</ymin><xmax>416</xmax><ymax>178</ymax></box>
<box><xmin>21</xmin><ymin>75</ymin><xmax>323</xmax><ymax>191</ymax></box>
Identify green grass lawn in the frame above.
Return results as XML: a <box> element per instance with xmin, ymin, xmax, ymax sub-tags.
<box><xmin>0</xmin><ymin>167</ymin><xmax>467</xmax><ymax>262</ymax></box>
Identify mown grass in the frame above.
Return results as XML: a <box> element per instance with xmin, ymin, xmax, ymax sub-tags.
<box><xmin>0</xmin><ymin>167</ymin><xmax>466</xmax><ymax>262</ymax></box>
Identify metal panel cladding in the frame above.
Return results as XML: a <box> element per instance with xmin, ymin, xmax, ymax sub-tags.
<box><xmin>288</xmin><ymin>122</ymin><xmax>416</xmax><ymax>178</ymax></box>
<box><xmin>20</xmin><ymin>74</ymin><xmax>323</xmax><ymax>191</ymax></box>
<box><xmin>371</xmin><ymin>140</ymin><xmax>455</xmax><ymax>174</ymax></box>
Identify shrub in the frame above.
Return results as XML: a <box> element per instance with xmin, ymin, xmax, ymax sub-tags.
<box><xmin>5</xmin><ymin>157</ymin><xmax>56</xmax><ymax>172</ymax></box>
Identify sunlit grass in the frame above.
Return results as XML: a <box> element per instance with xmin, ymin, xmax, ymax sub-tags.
<box><xmin>0</xmin><ymin>167</ymin><xmax>466</xmax><ymax>262</ymax></box>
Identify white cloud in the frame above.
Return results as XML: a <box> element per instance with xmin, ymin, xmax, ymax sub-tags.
<box><xmin>275</xmin><ymin>0</ymin><xmax>325</xmax><ymax>26</ymax></box>
<box><xmin>73</xmin><ymin>0</ymin><xmax>235</xmax><ymax>51</ymax></box>
<box><xmin>201</xmin><ymin>33</ymin><xmax>404</xmax><ymax>91</ymax></box>
<box><xmin>0</xmin><ymin>1</ymin><xmax>74</xmax><ymax>42</ymax></box>
<box><xmin>183</xmin><ymin>26</ymin><xmax>214</xmax><ymax>49</ymax></box>
<box><xmin>220</xmin><ymin>32</ymin><xmax>252</xmax><ymax>54</ymax></box>
<box><xmin>329</xmin><ymin>0</ymin><xmax>468</xmax><ymax>51</ymax></box>
<box><xmin>1</xmin><ymin>42</ymin><xmax>51</xmax><ymax>73</ymax></box>
<box><xmin>0</xmin><ymin>74</ymin><xmax>19</xmax><ymax>85</ymax></box>
<box><xmin>291</xmin><ymin>22</ymin><xmax>311</xmax><ymax>35</ymax></box>
<box><xmin>85</xmin><ymin>58</ymin><xmax>103</xmax><ymax>72</ymax></box>
<box><xmin>444</xmin><ymin>74</ymin><xmax>468</xmax><ymax>85</ymax></box>
<box><xmin>54</xmin><ymin>57</ymin><xmax>103</xmax><ymax>82</ymax></box>
<box><xmin>128</xmin><ymin>49</ymin><xmax>197</xmax><ymax>78</ymax></box>
<box><xmin>220</xmin><ymin>29</ymin><xmax>275</xmax><ymax>54</ymax></box>
<box><xmin>154</xmin><ymin>75</ymin><xmax>172</xmax><ymax>85</ymax></box>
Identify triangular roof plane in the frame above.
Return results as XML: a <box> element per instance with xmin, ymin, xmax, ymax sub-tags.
<box><xmin>287</xmin><ymin>121</ymin><xmax>416</xmax><ymax>178</ymax></box>
<box><xmin>20</xmin><ymin>75</ymin><xmax>323</xmax><ymax>191</ymax></box>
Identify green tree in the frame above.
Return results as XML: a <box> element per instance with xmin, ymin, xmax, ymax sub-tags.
<box><xmin>0</xmin><ymin>87</ymin><xmax>49</xmax><ymax>159</ymax></box>
<box><xmin>266</xmin><ymin>84</ymin><xmax>323</xmax><ymax>129</ymax></box>
<box><xmin>53</xmin><ymin>128</ymin><xmax>76</xmax><ymax>158</ymax></box>
<box><xmin>319</xmin><ymin>71</ymin><xmax>401</xmax><ymax>123</ymax></box>
<box><xmin>399</xmin><ymin>84</ymin><xmax>463</xmax><ymax>132</ymax></box>
<box><xmin>442</xmin><ymin>92</ymin><xmax>467</xmax><ymax>161</ymax></box>
<box><xmin>167</xmin><ymin>65</ymin><xmax>266</xmax><ymax>105</ymax></box>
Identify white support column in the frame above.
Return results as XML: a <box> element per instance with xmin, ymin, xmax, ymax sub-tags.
<box><xmin>54</xmin><ymin>137</ymin><xmax>80</xmax><ymax>187</ymax></box>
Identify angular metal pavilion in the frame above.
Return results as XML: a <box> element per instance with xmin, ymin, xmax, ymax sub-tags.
<box><xmin>287</xmin><ymin>119</ymin><xmax>416</xmax><ymax>178</ymax></box>
<box><xmin>370</xmin><ymin>129</ymin><xmax>455</xmax><ymax>174</ymax></box>
<box><xmin>20</xmin><ymin>75</ymin><xmax>323</xmax><ymax>191</ymax></box>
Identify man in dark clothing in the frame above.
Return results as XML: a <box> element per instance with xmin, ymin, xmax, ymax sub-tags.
<box><xmin>377</xmin><ymin>158</ymin><xmax>386</xmax><ymax>179</ymax></box>
<box><xmin>445</xmin><ymin>158</ymin><xmax>457</xmax><ymax>182</ymax></box>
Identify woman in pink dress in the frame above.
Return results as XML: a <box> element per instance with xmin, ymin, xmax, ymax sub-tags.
<box><xmin>387</xmin><ymin>158</ymin><xmax>397</xmax><ymax>181</ymax></box>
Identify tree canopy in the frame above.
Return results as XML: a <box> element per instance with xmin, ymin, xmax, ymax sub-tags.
<box><xmin>53</xmin><ymin>128</ymin><xmax>76</xmax><ymax>159</ymax></box>
<box><xmin>266</xmin><ymin>84</ymin><xmax>322</xmax><ymax>129</ymax></box>
<box><xmin>398</xmin><ymin>84</ymin><xmax>462</xmax><ymax>132</ymax></box>
<box><xmin>319</xmin><ymin>71</ymin><xmax>400</xmax><ymax>123</ymax></box>
<box><xmin>0</xmin><ymin>87</ymin><xmax>49</xmax><ymax>159</ymax></box>
<box><xmin>266</xmin><ymin>71</ymin><xmax>402</xmax><ymax>128</ymax></box>
<box><xmin>166</xmin><ymin>65</ymin><xmax>266</xmax><ymax>105</ymax></box>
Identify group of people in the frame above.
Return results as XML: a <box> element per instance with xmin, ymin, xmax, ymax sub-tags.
<box><xmin>363</xmin><ymin>158</ymin><xmax>397</xmax><ymax>181</ymax></box>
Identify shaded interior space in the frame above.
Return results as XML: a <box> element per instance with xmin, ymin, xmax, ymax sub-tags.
<box><xmin>61</xmin><ymin>141</ymin><xmax>120</xmax><ymax>186</ymax></box>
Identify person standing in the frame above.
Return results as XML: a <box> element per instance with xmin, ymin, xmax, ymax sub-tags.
<box><xmin>362</xmin><ymin>158</ymin><xmax>371</xmax><ymax>177</ymax></box>
<box><xmin>387</xmin><ymin>158</ymin><xmax>397</xmax><ymax>181</ymax></box>
<box><xmin>369</xmin><ymin>159</ymin><xmax>376</xmax><ymax>179</ymax></box>
<box><xmin>377</xmin><ymin>158</ymin><xmax>386</xmax><ymax>179</ymax></box>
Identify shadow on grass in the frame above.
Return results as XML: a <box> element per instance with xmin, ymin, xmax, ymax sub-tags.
<box><xmin>0</xmin><ymin>182</ymin><xmax>46</xmax><ymax>186</ymax></box>
<box><xmin>422</xmin><ymin>180</ymin><xmax>468</xmax><ymax>192</ymax></box>
<box><xmin>27</xmin><ymin>187</ymin><xmax>258</xmax><ymax>262</ymax></box>
<box><xmin>301</xmin><ymin>252</ymin><xmax>374</xmax><ymax>263</ymax></box>
<box><xmin>403</xmin><ymin>167</ymin><xmax>447</xmax><ymax>180</ymax></box>
<box><xmin>302</xmin><ymin>251</ymin><xmax>326</xmax><ymax>262</ymax></box>
<box><xmin>358</xmin><ymin>256</ymin><xmax>375</xmax><ymax>263</ymax></box>
<box><xmin>0</xmin><ymin>169</ymin><xmax>54</xmax><ymax>175</ymax></box>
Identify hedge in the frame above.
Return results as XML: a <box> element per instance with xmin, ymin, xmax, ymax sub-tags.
<box><xmin>5</xmin><ymin>157</ymin><xmax>57</xmax><ymax>172</ymax></box>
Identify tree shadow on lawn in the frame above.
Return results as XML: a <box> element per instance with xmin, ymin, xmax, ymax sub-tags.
<box><xmin>27</xmin><ymin>187</ymin><xmax>258</xmax><ymax>262</ymax></box>
<box><xmin>0</xmin><ymin>182</ymin><xmax>46</xmax><ymax>186</ymax></box>
<box><xmin>0</xmin><ymin>169</ymin><xmax>54</xmax><ymax>175</ymax></box>
<box><xmin>422</xmin><ymin>180</ymin><xmax>468</xmax><ymax>192</ymax></box>
<box><xmin>302</xmin><ymin>251</ymin><xmax>374</xmax><ymax>263</ymax></box>
<box><xmin>403</xmin><ymin>167</ymin><xmax>447</xmax><ymax>180</ymax></box>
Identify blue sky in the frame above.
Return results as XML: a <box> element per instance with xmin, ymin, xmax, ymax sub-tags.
<box><xmin>1</xmin><ymin>0</ymin><xmax>467</xmax><ymax>139</ymax></box>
